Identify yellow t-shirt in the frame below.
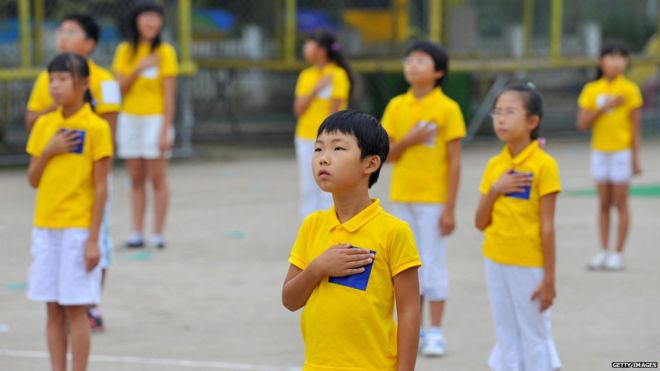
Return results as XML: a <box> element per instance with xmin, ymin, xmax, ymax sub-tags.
<box><xmin>288</xmin><ymin>199</ymin><xmax>421</xmax><ymax>371</ymax></box>
<box><xmin>295</xmin><ymin>63</ymin><xmax>350</xmax><ymax>140</ymax></box>
<box><xmin>26</xmin><ymin>104</ymin><xmax>113</xmax><ymax>228</ymax></box>
<box><xmin>479</xmin><ymin>141</ymin><xmax>561</xmax><ymax>267</ymax></box>
<box><xmin>382</xmin><ymin>88</ymin><xmax>466</xmax><ymax>203</ymax></box>
<box><xmin>112</xmin><ymin>41</ymin><xmax>178</xmax><ymax>115</ymax></box>
<box><xmin>578</xmin><ymin>75</ymin><xmax>643</xmax><ymax>152</ymax></box>
<box><xmin>27</xmin><ymin>60</ymin><xmax>121</xmax><ymax>116</ymax></box>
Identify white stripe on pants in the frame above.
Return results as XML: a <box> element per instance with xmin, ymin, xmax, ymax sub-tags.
<box><xmin>392</xmin><ymin>203</ymin><xmax>448</xmax><ymax>300</ymax></box>
<box><xmin>485</xmin><ymin>258</ymin><xmax>561</xmax><ymax>371</ymax></box>
<box><xmin>295</xmin><ymin>138</ymin><xmax>333</xmax><ymax>218</ymax></box>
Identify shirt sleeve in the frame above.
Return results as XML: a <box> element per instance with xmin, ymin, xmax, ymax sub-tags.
<box><xmin>111</xmin><ymin>43</ymin><xmax>131</xmax><ymax>76</ymax></box>
<box><xmin>577</xmin><ymin>84</ymin><xmax>596</xmax><ymax>110</ymax></box>
<box><xmin>91</xmin><ymin>120</ymin><xmax>114</xmax><ymax>161</ymax></box>
<box><xmin>479</xmin><ymin>159</ymin><xmax>495</xmax><ymax>195</ymax></box>
<box><xmin>288</xmin><ymin>218</ymin><xmax>311</xmax><ymax>270</ymax></box>
<box><xmin>26</xmin><ymin>118</ymin><xmax>47</xmax><ymax>157</ymax></box>
<box><xmin>94</xmin><ymin>75</ymin><xmax>121</xmax><ymax>115</ymax></box>
<box><xmin>160</xmin><ymin>44</ymin><xmax>179</xmax><ymax>77</ymax></box>
<box><xmin>445</xmin><ymin>102</ymin><xmax>467</xmax><ymax>142</ymax></box>
<box><xmin>538</xmin><ymin>157</ymin><xmax>561</xmax><ymax>196</ymax></box>
<box><xmin>388</xmin><ymin>222</ymin><xmax>421</xmax><ymax>277</ymax></box>
<box><xmin>331</xmin><ymin>68</ymin><xmax>350</xmax><ymax>100</ymax></box>
<box><xmin>381</xmin><ymin>99</ymin><xmax>399</xmax><ymax>141</ymax></box>
<box><xmin>26</xmin><ymin>71</ymin><xmax>52</xmax><ymax>112</ymax></box>
<box><xmin>294</xmin><ymin>70</ymin><xmax>309</xmax><ymax>97</ymax></box>
<box><xmin>627</xmin><ymin>83</ymin><xmax>643</xmax><ymax>110</ymax></box>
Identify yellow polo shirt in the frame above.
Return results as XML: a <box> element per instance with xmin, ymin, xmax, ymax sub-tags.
<box><xmin>295</xmin><ymin>63</ymin><xmax>350</xmax><ymax>140</ymax></box>
<box><xmin>479</xmin><ymin>141</ymin><xmax>561</xmax><ymax>267</ymax></box>
<box><xmin>289</xmin><ymin>199</ymin><xmax>421</xmax><ymax>371</ymax></box>
<box><xmin>27</xmin><ymin>60</ymin><xmax>121</xmax><ymax>116</ymax></box>
<box><xmin>578</xmin><ymin>76</ymin><xmax>643</xmax><ymax>152</ymax></box>
<box><xmin>26</xmin><ymin>104</ymin><xmax>113</xmax><ymax>228</ymax></box>
<box><xmin>112</xmin><ymin>41</ymin><xmax>178</xmax><ymax>115</ymax></box>
<box><xmin>382</xmin><ymin>88</ymin><xmax>466</xmax><ymax>203</ymax></box>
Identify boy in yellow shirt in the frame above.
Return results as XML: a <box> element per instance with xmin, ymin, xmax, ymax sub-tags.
<box><xmin>25</xmin><ymin>13</ymin><xmax>120</xmax><ymax>331</ymax></box>
<box><xmin>382</xmin><ymin>41</ymin><xmax>465</xmax><ymax>356</ymax></box>
<box><xmin>282</xmin><ymin>110</ymin><xmax>422</xmax><ymax>371</ymax></box>
<box><xmin>577</xmin><ymin>41</ymin><xmax>643</xmax><ymax>270</ymax></box>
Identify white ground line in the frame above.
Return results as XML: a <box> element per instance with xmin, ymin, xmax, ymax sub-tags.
<box><xmin>0</xmin><ymin>348</ymin><xmax>298</xmax><ymax>370</ymax></box>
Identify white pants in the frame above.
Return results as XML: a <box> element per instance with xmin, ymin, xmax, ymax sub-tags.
<box><xmin>27</xmin><ymin>228</ymin><xmax>102</xmax><ymax>305</ymax></box>
<box><xmin>485</xmin><ymin>259</ymin><xmax>561</xmax><ymax>371</ymax></box>
<box><xmin>99</xmin><ymin>173</ymin><xmax>113</xmax><ymax>269</ymax></box>
<box><xmin>295</xmin><ymin>138</ymin><xmax>333</xmax><ymax>218</ymax></box>
<box><xmin>392</xmin><ymin>203</ymin><xmax>448</xmax><ymax>300</ymax></box>
<box><xmin>591</xmin><ymin>149</ymin><xmax>632</xmax><ymax>184</ymax></box>
<box><xmin>117</xmin><ymin>113</ymin><xmax>174</xmax><ymax>159</ymax></box>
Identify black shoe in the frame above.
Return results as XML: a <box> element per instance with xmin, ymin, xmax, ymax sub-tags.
<box><xmin>124</xmin><ymin>237</ymin><xmax>144</xmax><ymax>248</ymax></box>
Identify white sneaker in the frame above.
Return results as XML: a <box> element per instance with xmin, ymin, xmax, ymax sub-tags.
<box><xmin>421</xmin><ymin>328</ymin><xmax>446</xmax><ymax>357</ymax></box>
<box><xmin>587</xmin><ymin>251</ymin><xmax>609</xmax><ymax>270</ymax></box>
<box><xmin>604</xmin><ymin>252</ymin><xmax>624</xmax><ymax>271</ymax></box>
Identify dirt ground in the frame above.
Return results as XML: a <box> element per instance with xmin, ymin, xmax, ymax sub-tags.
<box><xmin>1</xmin><ymin>137</ymin><xmax>659</xmax><ymax>370</ymax></box>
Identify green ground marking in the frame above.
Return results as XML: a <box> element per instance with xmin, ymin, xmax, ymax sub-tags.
<box><xmin>4</xmin><ymin>282</ymin><xmax>28</xmax><ymax>292</ymax></box>
<box><xmin>224</xmin><ymin>230</ymin><xmax>246</xmax><ymax>240</ymax></box>
<box><xmin>122</xmin><ymin>251</ymin><xmax>153</xmax><ymax>261</ymax></box>
<box><xmin>564</xmin><ymin>184</ymin><xmax>660</xmax><ymax>197</ymax></box>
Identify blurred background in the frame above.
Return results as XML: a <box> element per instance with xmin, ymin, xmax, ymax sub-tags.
<box><xmin>1</xmin><ymin>0</ymin><xmax>660</xmax><ymax>160</ymax></box>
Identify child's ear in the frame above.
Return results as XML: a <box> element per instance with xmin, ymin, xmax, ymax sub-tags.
<box><xmin>363</xmin><ymin>155</ymin><xmax>381</xmax><ymax>175</ymax></box>
<box><xmin>434</xmin><ymin>70</ymin><xmax>445</xmax><ymax>81</ymax></box>
<box><xmin>527</xmin><ymin>114</ymin><xmax>540</xmax><ymax>132</ymax></box>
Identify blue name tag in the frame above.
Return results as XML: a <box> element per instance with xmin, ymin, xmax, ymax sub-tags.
<box><xmin>329</xmin><ymin>249</ymin><xmax>376</xmax><ymax>291</ymax></box>
<box><xmin>505</xmin><ymin>170</ymin><xmax>533</xmax><ymax>200</ymax></box>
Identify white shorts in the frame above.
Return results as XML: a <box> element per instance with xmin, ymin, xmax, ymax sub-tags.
<box><xmin>295</xmin><ymin>138</ymin><xmax>333</xmax><ymax>218</ymax></box>
<box><xmin>485</xmin><ymin>259</ymin><xmax>561</xmax><ymax>371</ymax></box>
<box><xmin>392</xmin><ymin>203</ymin><xmax>448</xmax><ymax>301</ymax></box>
<box><xmin>591</xmin><ymin>150</ymin><xmax>632</xmax><ymax>184</ymax></box>
<box><xmin>27</xmin><ymin>228</ymin><xmax>102</xmax><ymax>305</ymax></box>
<box><xmin>117</xmin><ymin>113</ymin><xmax>174</xmax><ymax>159</ymax></box>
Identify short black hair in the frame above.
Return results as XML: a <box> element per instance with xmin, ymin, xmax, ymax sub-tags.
<box><xmin>317</xmin><ymin>110</ymin><xmax>390</xmax><ymax>188</ymax></box>
<box><xmin>61</xmin><ymin>14</ymin><xmax>100</xmax><ymax>44</ymax></box>
<box><xmin>493</xmin><ymin>82</ymin><xmax>543</xmax><ymax>140</ymax></box>
<box><xmin>405</xmin><ymin>40</ymin><xmax>448</xmax><ymax>86</ymax></box>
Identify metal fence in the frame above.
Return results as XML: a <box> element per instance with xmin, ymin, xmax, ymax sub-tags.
<box><xmin>2</xmin><ymin>0</ymin><xmax>660</xmax><ymax>159</ymax></box>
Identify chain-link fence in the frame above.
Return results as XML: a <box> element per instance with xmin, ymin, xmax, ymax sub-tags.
<box><xmin>2</xmin><ymin>0</ymin><xmax>660</xmax><ymax>158</ymax></box>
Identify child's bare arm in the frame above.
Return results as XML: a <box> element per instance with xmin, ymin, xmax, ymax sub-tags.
<box><xmin>27</xmin><ymin>130</ymin><xmax>80</xmax><ymax>188</ymax></box>
<box><xmin>393</xmin><ymin>267</ymin><xmax>420</xmax><ymax>371</ymax></box>
<box><xmin>282</xmin><ymin>244</ymin><xmax>373</xmax><ymax>311</ymax></box>
<box><xmin>440</xmin><ymin>139</ymin><xmax>462</xmax><ymax>235</ymax></box>
<box><xmin>293</xmin><ymin>75</ymin><xmax>332</xmax><ymax>117</ymax></box>
<box><xmin>85</xmin><ymin>157</ymin><xmax>110</xmax><ymax>272</ymax></box>
<box><xmin>630</xmin><ymin>108</ymin><xmax>642</xmax><ymax>175</ymax></box>
<box><xmin>475</xmin><ymin>172</ymin><xmax>532</xmax><ymax>231</ymax></box>
<box><xmin>577</xmin><ymin>96</ymin><xmax>624</xmax><ymax>130</ymax></box>
<box><xmin>387</xmin><ymin>125</ymin><xmax>435</xmax><ymax>162</ymax></box>
<box><xmin>531</xmin><ymin>192</ymin><xmax>558</xmax><ymax>311</ymax></box>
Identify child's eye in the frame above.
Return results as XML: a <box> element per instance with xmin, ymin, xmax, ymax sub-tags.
<box><xmin>334</xmin><ymin>147</ymin><xmax>345</xmax><ymax>151</ymax></box>
<box><xmin>314</xmin><ymin>147</ymin><xmax>321</xmax><ymax>152</ymax></box>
